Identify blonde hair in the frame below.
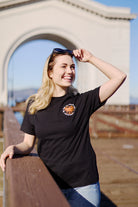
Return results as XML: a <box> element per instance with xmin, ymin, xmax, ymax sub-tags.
<box><xmin>27</xmin><ymin>53</ymin><xmax>78</xmax><ymax>114</ymax></box>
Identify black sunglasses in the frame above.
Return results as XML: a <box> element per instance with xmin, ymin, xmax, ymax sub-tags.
<box><xmin>53</xmin><ymin>48</ymin><xmax>73</xmax><ymax>55</ymax></box>
<box><xmin>48</xmin><ymin>48</ymin><xmax>74</xmax><ymax>64</ymax></box>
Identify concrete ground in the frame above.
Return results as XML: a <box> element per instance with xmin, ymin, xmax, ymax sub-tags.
<box><xmin>92</xmin><ymin>138</ymin><xmax>138</xmax><ymax>207</ymax></box>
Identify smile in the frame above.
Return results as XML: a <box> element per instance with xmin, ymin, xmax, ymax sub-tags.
<box><xmin>63</xmin><ymin>76</ymin><xmax>72</xmax><ymax>81</ymax></box>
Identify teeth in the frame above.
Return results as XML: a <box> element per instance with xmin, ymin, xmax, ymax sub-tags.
<box><xmin>63</xmin><ymin>76</ymin><xmax>72</xmax><ymax>80</ymax></box>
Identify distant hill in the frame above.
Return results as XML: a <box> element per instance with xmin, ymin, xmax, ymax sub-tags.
<box><xmin>8</xmin><ymin>88</ymin><xmax>38</xmax><ymax>102</ymax></box>
<box><xmin>8</xmin><ymin>88</ymin><xmax>138</xmax><ymax>105</ymax></box>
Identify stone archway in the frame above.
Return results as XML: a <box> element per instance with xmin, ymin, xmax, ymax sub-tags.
<box><xmin>2</xmin><ymin>27</ymin><xmax>82</xmax><ymax>105</ymax></box>
<box><xmin>0</xmin><ymin>0</ymin><xmax>135</xmax><ymax>105</ymax></box>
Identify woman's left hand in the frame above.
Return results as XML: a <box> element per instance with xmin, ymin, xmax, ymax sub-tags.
<box><xmin>73</xmin><ymin>49</ymin><xmax>93</xmax><ymax>62</ymax></box>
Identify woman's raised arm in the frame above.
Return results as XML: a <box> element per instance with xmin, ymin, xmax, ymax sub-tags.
<box><xmin>73</xmin><ymin>48</ymin><xmax>127</xmax><ymax>102</ymax></box>
<box><xmin>88</xmin><ymin>55</ymin><xmax>127</xmax><ymax>102</ymax></box>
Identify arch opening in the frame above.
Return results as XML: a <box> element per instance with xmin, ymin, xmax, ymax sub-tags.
<box><xmin>7</xmin><ymin>34</ymin><xmax>78</xmax><ymax>106</ymax></box>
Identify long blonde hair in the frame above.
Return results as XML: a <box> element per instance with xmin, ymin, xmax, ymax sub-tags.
<box><xmin>27</xmin><ymin>52</ymin><xmax>77</xmax><ymax>114</ymax></box>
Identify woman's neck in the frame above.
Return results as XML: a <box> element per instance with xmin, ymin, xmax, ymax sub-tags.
<box><xmin>52</xmin><ymin>87</ymin><xmax>67</xmax><ymax>97</ymax></box>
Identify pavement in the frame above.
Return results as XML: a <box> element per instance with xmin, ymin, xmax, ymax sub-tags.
<box><xmin>92</xmin><ymin>137</ymin><xmax>138</xmax><ymax>207</ymax></box>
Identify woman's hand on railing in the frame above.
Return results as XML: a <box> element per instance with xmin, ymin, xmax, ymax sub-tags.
<box><xmin>0</xmin><ymin>133</ymin><xmax>35</xmax><ymax>172</ymax></box>
<box><xmin>0</xmin><ymin>145</ymin><xmax>14</xmax><ymax>172</ymax></box>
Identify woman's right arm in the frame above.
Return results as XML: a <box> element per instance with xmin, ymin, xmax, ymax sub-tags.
<box><xmin>0</xmin><ymin>133</ymin><xmax>35</xmax><ymax>172</ymax></box>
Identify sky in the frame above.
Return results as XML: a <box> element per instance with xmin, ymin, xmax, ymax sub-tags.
<box><xmin>8</xmin><ymin>0</ymin><xmax>138</xmax><ymax>102</ymax></box>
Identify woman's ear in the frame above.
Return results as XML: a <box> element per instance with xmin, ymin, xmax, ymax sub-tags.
<box><xmin>48</xmin><ymin>70</ymin><xmax>53</xmax><ymax>79</ymax></box>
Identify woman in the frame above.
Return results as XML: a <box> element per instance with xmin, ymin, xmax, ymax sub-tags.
<box><xmin>0</xmin><ymin>48</ymin><xmax>126</xmax><ymax>207</ymax></box>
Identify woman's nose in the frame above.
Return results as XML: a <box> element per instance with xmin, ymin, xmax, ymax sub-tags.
<box><xmin>66</xmin><ymin>66</ymin><xmax>72</xmax><ymax>73</ymax></box>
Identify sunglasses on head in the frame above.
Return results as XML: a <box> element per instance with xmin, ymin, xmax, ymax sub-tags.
<box><xmin>52</xmin><ymin>48</ymin><xmax>73</xmax><ymax>56</ymax></box>
<box><xmin>49</xmin><ymin>48</ymin><xmax>73</xmax><ymax>62</ymax></box>
<box><xmin>48</xmin><ymin>48</ymin><xmax>74</xmax><ymax>65</ymax></box>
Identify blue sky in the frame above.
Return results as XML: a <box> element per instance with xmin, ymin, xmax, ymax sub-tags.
<box><xmin>8</xmin><ymin>0</ymin><xmax>138</xmax><ymax>101</ymax></box>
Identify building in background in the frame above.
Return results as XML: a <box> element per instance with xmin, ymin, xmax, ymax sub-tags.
<box><xmin>0</xmin><ymin>0</ymin><xmax>136</xmax><ymax>105</ymax></box>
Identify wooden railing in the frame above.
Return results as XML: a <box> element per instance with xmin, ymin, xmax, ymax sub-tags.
<box><xmin>0</xmin><ymin>107</ymin><xmax>5</xmax><ymax>137</ymax></box>
<box><xmin>3</xmin><ymin>107</ymin><xmax>70</xmax><ymax>207</ymax></box>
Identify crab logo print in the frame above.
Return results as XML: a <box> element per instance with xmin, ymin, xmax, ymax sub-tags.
<box><xmin>63</xmin><ymin>104</ymin><xmax>76</xmax><ymax>116</ymax></box>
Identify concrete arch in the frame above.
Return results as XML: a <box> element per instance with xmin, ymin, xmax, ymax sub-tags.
<box><xmin>3</xmin><ymin>26</ymin><xmax>83</xmax><ymax>80</ymax></box>
<box><xmin>0</xmin><ymin>0</ymin><xmax>135</xmax><ymax>105</ymax></box>
<box><xmin>2</xmin><ymin>27</ymin><xmax>84</xmax><ymax>105</ymax></box>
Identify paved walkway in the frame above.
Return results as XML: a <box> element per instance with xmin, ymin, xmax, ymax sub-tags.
<box><xmin>92</xmin><ymin>138</ymin><xmax>138</xmax><ymax>207</ymax></box>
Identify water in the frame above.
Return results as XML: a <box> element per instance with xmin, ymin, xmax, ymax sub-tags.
<box><xmin>8</xmin><ymin>99</ymin><xmax>24</xmax><ymax>125</ymax></box>
<box><xmin>8</xmin><ymin>99</ymin><xmax>16</xmax><ymax>107</ymax></box>
<box><xmin>14</xmin><ymin>112</ymin><xmax>23</xmax><ymax>125</ymax></box>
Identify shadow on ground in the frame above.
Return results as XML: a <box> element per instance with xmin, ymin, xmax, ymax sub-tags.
<box><xmin>101</xmin><ymin>192</ymin><xmax>117</xmax><ymax>207</ymax></box>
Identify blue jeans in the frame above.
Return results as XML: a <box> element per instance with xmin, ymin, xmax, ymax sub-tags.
<box><xmin>61</xmin><ymin>182</ymin><xmax>101</xmax><ymax>207</ymax></box>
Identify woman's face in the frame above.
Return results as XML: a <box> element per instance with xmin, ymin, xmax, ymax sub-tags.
<box><xmin>49</xmin><ymin>55</ymin><xmax>75</xmax><ymax>89</ymax></box>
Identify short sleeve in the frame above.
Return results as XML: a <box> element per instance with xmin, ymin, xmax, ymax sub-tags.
<box><xmin>20</xmin><ymin>103</ymin><xmax>35</xmax><ymax>135</ymax></box>
<box><xmin>80</xmin><ymin>86</ymin><xmax>106</xmax><ymax>116</ymax></box>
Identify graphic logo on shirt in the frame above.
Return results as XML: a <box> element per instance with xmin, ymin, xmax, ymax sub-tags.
<box><xmin>63</xmin><ymin>104</ymin><xmax>76</xmax><ymax>116</ymax></box>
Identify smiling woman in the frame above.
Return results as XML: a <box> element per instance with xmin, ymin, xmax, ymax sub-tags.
<box><xmin>1</xmin><ymin>47</ymin><xmax>126</xmax><ymax>207</ymax></box>
<box><xmin>49</xmin><ymin>56</ymin><xmax>75</xmax><ymax>90</ymax></box>
<box><xmin>20</xmin><ymin>48</ymin><xmax>108</xmax><ymax>207</ymax></box>
<box><xmin>48</xmin><ymin>51</ymin><xmax>75</xmax><ymax>95</ymax></box>
<box><xmin>27</xmin><ymin>48</ymin><xmax>77</xmax><ymax>114</ymax></box>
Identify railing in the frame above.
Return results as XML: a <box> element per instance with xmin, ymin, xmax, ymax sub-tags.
<box><xmin>3</xmin><ymin>107</ymin><xmax>70</xmax><ymax>207</ymax></box>
<box><xmin>0</xmin><ymin>107</ymin><xmax>5</xmax><ymax>137</ymax></box>
<box><xmin>90</xmin><ymin>105</ymin><xmax>138</xmax><ymax>138</ymax></box>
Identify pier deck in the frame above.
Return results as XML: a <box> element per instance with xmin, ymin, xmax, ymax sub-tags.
<box><xmin>92</xmin><ymin>138</ymin><xmax>138</xmax><ymax>207</ymax></box>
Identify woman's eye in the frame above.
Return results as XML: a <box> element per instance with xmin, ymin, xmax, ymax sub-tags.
<box><xmin>62</xmin><ymin>65</ymin><xmax>66</xmax><ymax>68</ymax></box>
<box><xmin>71</xmin><ymin>65</ymin><xmax>75</xmax><ymax>70</ymax></box>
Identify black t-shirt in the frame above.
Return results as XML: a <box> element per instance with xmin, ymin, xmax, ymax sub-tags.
<box><xmin>21</xmin><ymin>87</ymin><xmax>106</xmax><ymax>188</ymax></box>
